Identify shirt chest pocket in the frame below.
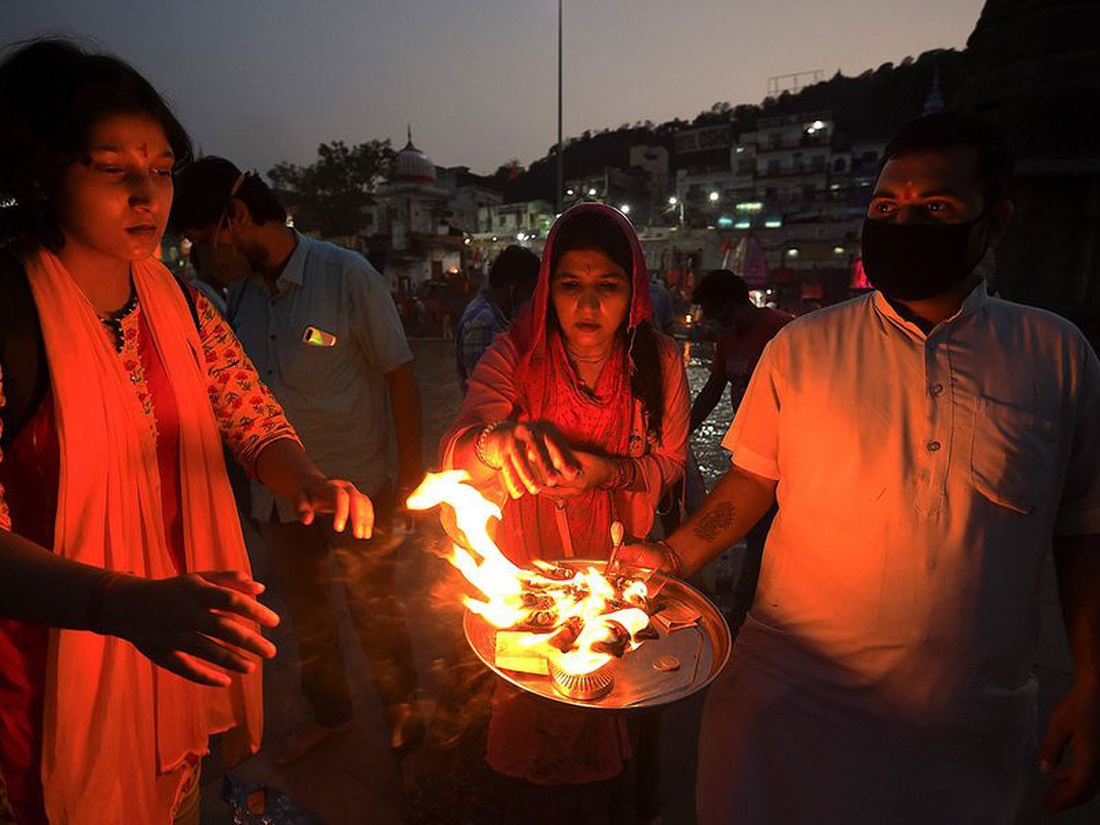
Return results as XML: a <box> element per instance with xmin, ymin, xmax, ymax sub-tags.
<box><xmin>970</xmin><ymin>395</ymin><xmax>1059</xmax><ymax>514</ymax></box>
<box><xmin>282</xmin><ymin>324</ymin><xmax>341</xmax><ymax>393</ymax></box>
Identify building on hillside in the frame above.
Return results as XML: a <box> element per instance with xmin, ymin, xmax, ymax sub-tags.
<box><xmin>673</xmin><ymin>112</ymin><xmax>842</xmax><ymax>226</ymax></box>
<box><xmin>467</xmin><ymin>199</ymin><xmax>555</xmax><ymax>272</ymax></box>
<box><xmin>435</xmin><ymin>166</ymin><xmax>503</xmax><ymax>236</ymax></box>
<box><xmin>646</xmin><ymin>110</ymin><xmax>895</xmax><ymax>307</ymax></box>
<box><xmin>477</xmin><ymin>199</ymin><xmax>554</xmax><ymax>238</ymax></box>
<box><xmin>630</xmin><ymin>145</ymin><xmax>670</xmax><ymax>199</ymax></box>
<box><xmin>562</xmin><ymin>167</ymin><xmax>648</xmax><ymax>221</ymax></box>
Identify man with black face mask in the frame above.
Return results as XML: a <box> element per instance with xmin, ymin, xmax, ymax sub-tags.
<box><xmin>859</xmin><ymin>118</ymin><xmax>1012</xmax><ymax>322</ymax></box>
<box><xmin>618</xmin><ymin>112</ymin><xmax>1100</xmax><ymax>823</ymax></box>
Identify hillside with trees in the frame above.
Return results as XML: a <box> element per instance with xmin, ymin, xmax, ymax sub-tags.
<box><xmin>504</xmin><ymin>48</ymin><xmax>967</xmax><ymax>203</ymax></box>
<box><xmin>262</xmin><ymin>48</ymin><xmax>970</xmax><ymax>225</ymax></box>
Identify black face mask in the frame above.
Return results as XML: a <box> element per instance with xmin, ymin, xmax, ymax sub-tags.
<box><xmin>861</xmin><ymin>216</ymin><xmax>986</xmax><ymax>301</ymax></box>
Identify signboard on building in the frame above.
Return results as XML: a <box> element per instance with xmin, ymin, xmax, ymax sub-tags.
<box><xmin>674</xmin><ymin>124</ymin><xmax>733</xmax><ymax>154</ymax></box>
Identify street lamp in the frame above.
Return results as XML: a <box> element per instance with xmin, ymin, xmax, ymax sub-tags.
<box><xmin>620</xmin><ymin>204</ymin><xmax>631</xmax><ymax>215</ymax></box>
<box><xmin>556</xmin><ymin>0</ymin><xmax>563</xmax><ymax>214</ymax></box>
<box><xmin>667</xmin><ymin>196</ymin><xmax>684</xmax><ymax>226</ymax></box>
<box><xmin>709</xmin><ymin>191</ymin><xmax>720</xmax><ymax>203</ymax></box>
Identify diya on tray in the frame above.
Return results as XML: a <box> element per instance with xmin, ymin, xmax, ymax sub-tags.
<box><xmin>407</xmin><ymin>471</ymin><xmax>731</xmax><ymax>709</ymax></box>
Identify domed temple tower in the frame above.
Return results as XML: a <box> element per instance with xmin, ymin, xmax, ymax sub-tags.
<box><xmin>954</xmin><ymin>0</ymin><xmax>1100</xmax><ymax>338</ymax></box>
<box><xmin>367</xmin><ymin>129</ymin><xmax>462</xmax><ymax>292</ymax></box>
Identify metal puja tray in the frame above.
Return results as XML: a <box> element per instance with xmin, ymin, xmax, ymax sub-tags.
<box><xmin>462</xmin><ymin>559</ymin><xmax>732</xmax><ymax>710</ymax></box>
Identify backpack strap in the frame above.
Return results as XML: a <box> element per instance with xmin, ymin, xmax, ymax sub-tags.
<box><xmin>0</xmin><ymin>251</ymin><xmax>48</xmax><ymax>448</ymax></box>
<box><xmin>174</xmin><ymin>275</ymin><xmax>201</xmax><ymax>331</ymax></box>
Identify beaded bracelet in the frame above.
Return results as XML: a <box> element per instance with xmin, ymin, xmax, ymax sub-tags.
<box><xmin>475</xmin><ymin>420</ymin><xmax>508</xmax><ymax>471</ymax></box>
<box><xmin>603</xmin><ymin>457</ymin><xmax>639</xmax><ymax>490</ymax></box>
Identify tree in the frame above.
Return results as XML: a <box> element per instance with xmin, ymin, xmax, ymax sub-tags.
<box><xmin>487</xmin><ymin>159</ymin><xmax>523</xmax><ymax>189</ymax></box>
<box><xmin>267</xmin><ymin>139</ymin><xmax>394</xmax><ymax>237</ymax></box>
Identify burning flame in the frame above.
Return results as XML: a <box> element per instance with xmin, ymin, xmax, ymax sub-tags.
<box><xmin>407</xmin><ymin>471</ymin><xmax>654</xmax><ymax>676</ymax></box>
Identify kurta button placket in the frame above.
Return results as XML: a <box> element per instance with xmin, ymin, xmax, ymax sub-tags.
<box><xmin>917</xmin><ymin>330</ymin><xmax>950</xmax><ymax>515</ymax></box>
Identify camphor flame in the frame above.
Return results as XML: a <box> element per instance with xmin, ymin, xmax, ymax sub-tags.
<box><xmin>407</xmin><ymin>471</ymin><xmax>654</xmax><ymax>677</ymax></box>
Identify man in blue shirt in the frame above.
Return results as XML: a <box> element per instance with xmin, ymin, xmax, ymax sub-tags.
<box><xmin>171</xmin><ymin>158</ymin><xmax>424</xmax><ymax>765</ymax></box>
<box><xmin>455</xmin><ymin>245</ymin><xmax>538</xmax><ymax>390</ymax></box>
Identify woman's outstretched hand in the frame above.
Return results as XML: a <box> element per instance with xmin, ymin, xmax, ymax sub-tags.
<box><xmin>99</xmin><ymin>571</ymin><xmax>280</xmax><ymax>687</ymax></box>
<box><xmin>483</xmin><ymin>421</ymin><xmax>583</xmax><ymax>499</ymax></box>
<box><xmin>294</xmin><ymin>477</ymin><xmax>374</xmax><ymax>539</ymax></box>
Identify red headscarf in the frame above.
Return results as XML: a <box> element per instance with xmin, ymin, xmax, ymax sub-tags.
<box><xmin>502</xmin><ymin>203</ymin><xmax>654</xmax><ymax>564</ymax></box>
<box><xmin>509</xmin><ymin>202</ymin><xmax>652</xmax><ymax>363</ymax></box>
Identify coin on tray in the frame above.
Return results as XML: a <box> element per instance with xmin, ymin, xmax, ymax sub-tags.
<box><xmin>653</xmin><ymin>654</ymin><xmax>681</xmax><ymax>672</ymax></box>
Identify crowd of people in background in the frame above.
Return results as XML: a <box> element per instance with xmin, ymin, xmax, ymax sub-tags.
<box><xmin>392</xmin><ymin>265</ymin><xmax>704</xmax><ymax>344</ymax></box>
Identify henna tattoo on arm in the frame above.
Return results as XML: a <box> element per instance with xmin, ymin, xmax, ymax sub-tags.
<box><xmin>693</xmin><ymin>501</ymin><xmax>736</xmax><ymax>542</ymax></box>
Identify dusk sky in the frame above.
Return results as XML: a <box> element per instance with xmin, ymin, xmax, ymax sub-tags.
<box><xmin>6</xmin><ymin>0</ymin><xmax>986</xmax><ymax>176</ymax></box>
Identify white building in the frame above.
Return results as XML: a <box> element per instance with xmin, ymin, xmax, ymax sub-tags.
<box><xmin>365</xmin><ymin>134</ymin><xmax>465</xmax><ymax>291</ymax></box>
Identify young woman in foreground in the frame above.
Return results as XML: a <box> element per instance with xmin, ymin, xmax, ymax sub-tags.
<box><xmin>0</xmin><ymin>39</ymin><xmax>371</xmax><ymax>823</ymax></box>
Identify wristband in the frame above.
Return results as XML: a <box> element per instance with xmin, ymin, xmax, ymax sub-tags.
<box><xmin>601</xmin><ymin>457</ymin><xmax>624</xmax><ymax>490</ymax></box>
<box><xmin>86</xmin><ymin>571</ymin><xmax>124</xmax><ymax>635</ymax></box>
<box><xmin>475</xmin><ymin>421</ymin><xmax>508</xmax><ymax>471</ymax></box>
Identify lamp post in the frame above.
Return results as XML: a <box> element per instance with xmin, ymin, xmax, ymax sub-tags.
<box><xmin>555</xmin><ymin>0</ymin><xmax>564</xmax><ymax>215</ymax></box>
<box><xmin>668</xmin><ymin>196</ymin><xmax>684</xmax><ymax>226</ymax></box>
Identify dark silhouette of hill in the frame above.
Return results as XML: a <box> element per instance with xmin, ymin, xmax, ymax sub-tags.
<box><xmin>503</xmin><ymin>48</ymin><xmax>968</xmax><ymax>204</ymax></box>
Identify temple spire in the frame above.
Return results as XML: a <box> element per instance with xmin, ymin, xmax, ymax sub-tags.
<box><xmin>922</xmin><ymin>68</ymin><xmax>944</xmax><ymax>116</ymax></box>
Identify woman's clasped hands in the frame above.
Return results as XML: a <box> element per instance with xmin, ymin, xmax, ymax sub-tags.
<box><xmin>481</xmin><ymin>420</ymin><xmax>617</xmax><ymax>499</ymax></box>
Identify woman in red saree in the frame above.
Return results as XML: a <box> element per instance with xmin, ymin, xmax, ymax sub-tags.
<box><xmin>438</xmin><ymin>203</ymin><xmax>689</xmax><ymax>820</ymax></box>
<box><xmin>0</xmin><ymin>40</ymin><xmax>372</xmax><ymax>824</ymax></box>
